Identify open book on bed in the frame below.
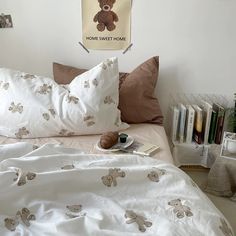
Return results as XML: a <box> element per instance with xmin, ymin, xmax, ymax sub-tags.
<box><xmin>119</xmin><ymin>140</ymin><xmax>160</xmax><ymax>156</ymax></box>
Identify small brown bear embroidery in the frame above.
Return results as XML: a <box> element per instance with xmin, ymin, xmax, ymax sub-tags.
<box><xmin>125</xmin><ymin>210</ymin><xmax>152</xmax><ymax>232</ymax></box>
<box><xmin>2</xmin><ymin>82</ymin><xmax>9</xmax><ymax>90</ymax></box>
<box><xmin>219</xmin><ymin>218</ymin><xmax>233</xmax><ymax>236</ymax></box>
<box><xmin>84</xmin><ymin>80</ymin><xmax>90</xmax><ymax>88</ymax></box>
<box><xmin>13</xmin><ymin>169</ymin><xmax>36</xmax><ymax>186</ymax></box>
<box><xmin>8</xmin><ymin>102</ymin><xmax>23</xmax><ymax>114</ymax></box>
<box><xmin>4</xmin><ymin>217</ymin><xmax>19</xmax><ymax>231</ymax></box>
<box><xmin>101</xmin><ymin>168</ymin><xmax>125</xmax><ymax>187</ymax></box>
<box><xmin>48</xmin><ymin>108</ymin><xmax>56</xmax><ymax>117</ymax></box>
<box><xmin>21</xmin><ymin>73</ymin><xmax>36</xmax><ymax>80</ymax></box>
<box><xmin>4</xmin><ymin>208</ymin><xmax>35</xmax><ymax>231</ymax></box>
<box><xmin>104</xmin><ymin>96</ymin><xmax>115</xmax><ymax>105</ymax></box>
<box><xmin>83</xmin><ymin>115</ymin><xmax>95</xmax><ymax>127</ymax></box>
<box><xmin>106</xmin><ymin>59</ymin><xmax>114</xmax><ymax>67</ymax></box>
<box><xmin>100</xmin><ymin>63</ymin><xmax>107</xmax><ymax>70</ymax></box>
<box><xmin>61</xmin><ymin>164</ymin><xmax>75</xmax><ymax>170</ymax></box>
<box><xmin>92</xmin><ymin>78</ymin><xmax>99</xmax><ymax>87</ymax></box>
<box><xmin>15</xmin><ymin>127</ymin><xmax>30</xmax><ymax>139</ymax></box>
<box><xmin>93</xmin><ymin>0</ymin><xmax>118</xmax><ymax>32</ymax></box>
<box><xmin>66</xmin><ymin>204</ymin><xmax>86</xmax><ymax>218</ymax></box>
<box><xmin>168</xmin><ymin>199</ymin><xmax>193</xmax><ymax>218</ymax></box>
<box><xmin>59</xmin><ymin>129</ymin><xmax>75</xmax><ymax>136</ymax></box>
<box><xmin>147</xmin><ymin>168</ymin><xmax>166</xmax><ymax>182</ymax></box>
<box><xmin>16</xmin><ymin>208</ymin><xmax>36</xmax><ymax>227</ymax></box>
<box><xmin>66</xmin><ymin>95</ymin><xmax>79</xmax><ymax>104</ymax></box>
<box><xmin>32</xmin><ymin>145</ymin><xmax>39</xmax><ymax>150</ymax></box>
<box><xmin>42</xmin><ymin>113</ymin><xmax>50</xmax><ymax>121</ymax></box>
<box><xmin>37</xmin><ymin>84</ymin><xmax>52</xmax><ymax>94</ymax></box>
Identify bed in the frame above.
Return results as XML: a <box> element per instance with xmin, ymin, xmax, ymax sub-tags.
<box><xmin>0</xmin><ymin>124</ymin><xmax>173</xmax><ymax>165</ymax></box>
<box><xmin>0</xmin><ymin>57</ymin><xmax>234</xmax><ymax>235</ymax></box>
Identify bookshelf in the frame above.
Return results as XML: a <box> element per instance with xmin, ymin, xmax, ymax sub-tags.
<box><xmin>168</xmin><ymin>93</ymin><xmax>228</xmax><ymax>169</ymax></box>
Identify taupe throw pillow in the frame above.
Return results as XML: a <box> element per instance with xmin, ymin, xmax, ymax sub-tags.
<box><xmin>53</xmin><ymin>57</ymin><xmax>163</xmax><ymax>124</ymax></box>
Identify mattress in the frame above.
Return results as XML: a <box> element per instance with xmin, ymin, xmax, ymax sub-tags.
<box><xmin>0</xmin><ymin>124</ymin><xmax>174</xmax><ymax>164</ymax></box>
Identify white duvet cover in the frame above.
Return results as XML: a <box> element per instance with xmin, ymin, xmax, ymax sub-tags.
<box><xmin>0</xmin><ymin>142</ymin><xmax>234</xmax><ymax>236</ymax></box>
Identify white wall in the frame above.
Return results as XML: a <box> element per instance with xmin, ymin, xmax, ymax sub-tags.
<box><xmin>1</xmin><ymin>0</ymin><xmax>236</xmax><ymax>123</ymax></box>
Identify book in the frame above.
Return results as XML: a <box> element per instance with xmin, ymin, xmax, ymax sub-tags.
<box><xmin>119</xmin><ymin>140</ymin><xmax>160</xmax><ymax>156</ymax></box>
<box><xmin>213</xmin><ymin>103</ymin><xmax>225</xmax><ymax>144</ymax></box>
<box><xmin>178</xmin><ymin>103</ymin><xmax>187</xmax><ymax>143</ymax></box>
<box><xmin>208</xmin><ymin>109</ymin><xmax>217</xmax><ymax>144</ymax></box>
<box><xmin>185</xmin><ymin>105</ymin><xmax>195</xmax><ymax>143</ymax></box>
<box><xmin>171</xmin><ymin>106</ymin><xmax>180</xmax><ymax>142</ymax></box>
<box><xmin>201</xmin><ymin>100</ymin><xmax>212</xmax><ymax>144</ymax></box>
<box><xmin>192</xmin><ymin>105</ymin><xmax>203</xmax><ymax>144</ymax></box>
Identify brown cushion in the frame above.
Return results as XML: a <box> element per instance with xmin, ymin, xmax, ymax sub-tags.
<box><xmin>53</xmin><ymin>57</ymin><xmax>163</xmax><ymax>124</ymax></box>
<box><xmin>118</xmin><ymin>57</ymin><xmax>163</xmax><ymax>124</ymax></box>
<box><xmin>53</xmin><ymin>62</ymin><xmax>87</xmax><ymax>84</ymax></box>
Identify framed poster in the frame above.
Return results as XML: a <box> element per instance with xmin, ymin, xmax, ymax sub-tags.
<box><xmin>0</xmin><ymin>14</ymin><xmax>13</xmax><ymax>28</ymax></box>
<box><xmin>82</xmin><ymin>0</ymin><xmax>131</xmax><ymax>50</ymax></box>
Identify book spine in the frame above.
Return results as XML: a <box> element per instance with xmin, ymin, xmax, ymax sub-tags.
<box><xmin>193</xmin><ymin>108</ymin><xmax>203</xmax><ymax>144</ymax></box>
<box><xmin>179</xmin><ymin>104</ymin><xmax>186</xmax><ymax>143</ymax></box>
<box><xmin>208</xmin><ymin>110</ymin><xmax>217</xmax><ymax>144</ymax></box>
<box><xmin>171</xmin><ymin>107</ymin><xmax>180</xmax><ymax>142</ymax></box>
<box><xmin>203</xmin><ymin>104</ymin><xmax>212</xmax><ymax>144</ymax></box>
<box><xmin>185</xmin><ymin>107</ymin><xmax>195</xmax><ymax>143</ymax></box>
<box><xmin>215</xmin><ymin>109</ymin><xmax>225</xmax><ymax>144</ymax></box>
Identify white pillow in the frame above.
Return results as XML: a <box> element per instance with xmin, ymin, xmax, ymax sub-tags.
<box><xmin>0</xmin><ymin>57</ymin><xmax>129</xmax><ymax>138</ymax></box>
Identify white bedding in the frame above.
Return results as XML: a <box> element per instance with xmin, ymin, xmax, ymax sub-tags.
<box><xmin>0</xmin><ymin>142</ymin><xmax>234</xmax><ymax>236</ymax></box>
<box><xmin>0</xmin><ymin>124</ymin><xmax>174</xmax><ymax>164</ymax></box>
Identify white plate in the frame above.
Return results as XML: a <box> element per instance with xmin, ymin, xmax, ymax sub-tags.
<box><xmin>96</xmin><ymin>136</ymin><xmax>134</xmax><ymax>152</ymax></box>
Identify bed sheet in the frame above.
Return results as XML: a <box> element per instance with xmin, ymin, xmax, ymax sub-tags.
<box><xmin>0</xmin><ymin>124</ymin><xmax>173</xmax><ymax>164</ymax></box>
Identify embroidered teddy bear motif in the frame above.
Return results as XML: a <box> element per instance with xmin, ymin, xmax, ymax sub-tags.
<box><xmin>16</xmin><ymin>208</ymin><xmax>36</xmax><ymax>227</ymax></box>
<box><xmin>147</xmin><ymin>168</ymin><xmax>166</xmax><ymax>182</ymax></box>
<box><xmin>33</xmin><ymin>145</ymin><xmax>39</xmax><ymax>150</ymax></box>
<box><xmin>48</xmin><ymin>108</ymin><xmax>56</xmax><ymax>117</ymax></box>
<box><xmin>3</xmin><ymin>82</ymin><xmax>9</xmax><ymax>90</ymax></box>
<box><xmin>106</xmin><ymin>59</ymin><xmax>114</xmax><ymax>67</ymax></box>
<box><xmin>59</xmin><ymin>129</ymin><xmax>75</xmax><ymax>136</ymax></box>
<box><xmin>8</xmin><ymin>102</ymin><xmax>23</xmax><ymax>114</ymax></box>
<box><xmin>61</xmin><ymin>164</ymin><xmax>75</xmax><ymax>170</ymax></box>
<box><xmin>66</xmin><ymin>204</ymin><xmax>86</xmax><ymax>218</ymax></box>
<box><xmin>83</xmin><ymin>115</ymin><xmax>95</xmax><ymax>127</ymax></box>
<box><xmin>66</xmin><ymin>95</ymin><xmax>79</xmax><ymax>104</ymax></box>
<box><xmin>100</xmin><ymin>63</ymin><xmax>107</xmax><ymax>70</ymax></box>
<box><xmin>21</xmin><ymin>73</ymin><xmax>36</xmax><ymax>80</ymax></box>
<box><xmin>92</xmin><ymin>78</ymin><xmax>99</xmax><ymax>87</ymax></box>
<box><xmin>104</xmin><ymin>96</ymin><xmax>115</xmax><ymax>105</ymax></box>
<box><xmin>4</xmin><ymin>208</ymin><xmax>35</xmax><ymax>231</ymax></box>
<box><xmin>15</xmin><ymin>127</ymin><xmax>30</xmax><ymax>139</ymax></box>
<box><xmin>125</xmin><ymin>210</ymin><xmax>152</xmax><ymax>232</ymax></box>
<box><xmin>42</xmin><ymin>108</ymin><xmax>56</xmax><ymax>121</ymax></box>
<box><xmin>13</xmin><ymin>169</ymin><xmax>36</xmax><ymax>186</ymax></box>
<box><xmin>84</xmin><ymin>80</ymin><xmax>90</xmax><ymax>88</ymax></box>
<box><xmin>37</xmin><ymin>84</ymin><xmax>52</xmax><ymax>94</ymax></box>
<box><xmin>42</xmin><ymin>113</ymin><xmax>50</xmax><ymax>121</ymax></box>
<box><xmin>168</xmin><ymin>199</ymin><xmax>193</xmax><ymax>218</ymax></box>
<box><xmin>219</xmin><ymin>218</ymin><xmax>233</xmax><ymax>236</ymax></box>
<box><xmin>101</xmin><ymin>168</ymin><xmax>125</xmax><ymax>187</ymax></box>
<box><xmin>4</xmin><ymin>217</ymin><xmax>19</xmax><ymax>231</ymax></box>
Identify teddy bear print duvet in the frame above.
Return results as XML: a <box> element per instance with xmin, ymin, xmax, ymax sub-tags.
<box><xmin>0</xmin><ymin>142</ymin><xmax>234</xmax><ymax>236</ymax></box>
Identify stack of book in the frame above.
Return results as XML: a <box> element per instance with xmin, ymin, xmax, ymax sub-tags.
<box><xmin>171</xmin><ymin>99</ymin><xmax>226</xmax><ymax>145</ymax></box>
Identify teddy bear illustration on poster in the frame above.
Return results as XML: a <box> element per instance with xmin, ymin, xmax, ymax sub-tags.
<box><xmin>93</xmin><ymin>0</ymin><xmax>118</xmax><ymax>31</ymax></box>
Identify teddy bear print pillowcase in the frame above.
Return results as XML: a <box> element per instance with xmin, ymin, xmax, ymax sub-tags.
<box><xmin>0</xmin><ymin>57</ymin><xmax>128</xmax><ymax>138</ymax></box>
